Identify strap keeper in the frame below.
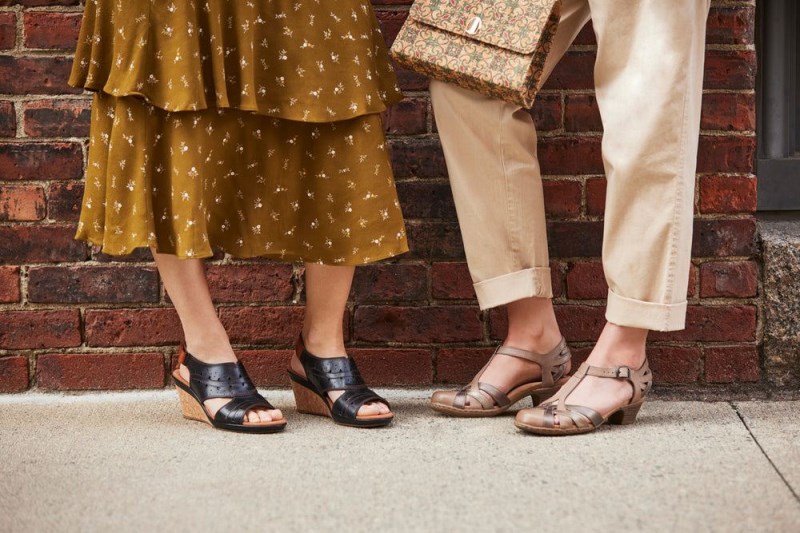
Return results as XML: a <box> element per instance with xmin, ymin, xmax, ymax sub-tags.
<box><xmin>615</xmin><ymin>366</ymin><xmax>631</xmax><ymax>378</ymax></box>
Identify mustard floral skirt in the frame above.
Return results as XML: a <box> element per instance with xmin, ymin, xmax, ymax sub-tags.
<box><xmin>76</xmin><ymin>93</ymin><xmax>408</xmax><ymax>263</ymax></box>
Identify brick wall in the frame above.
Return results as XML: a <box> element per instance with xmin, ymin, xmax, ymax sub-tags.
<box><xmin>0</xmin><ymin>0</ymin><xmax>760</xmax><ymax>393</ymax></box>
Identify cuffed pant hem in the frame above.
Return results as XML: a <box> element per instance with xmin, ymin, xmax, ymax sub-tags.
<box><xmin>473</xmin><ymin>267</ymin><xmax>552</xmax><ymax>311</ymax></box>
<box><xmin>605</xmin><ymin>289</ymin><xmax>687</xmax><ymax>332</ymax></box>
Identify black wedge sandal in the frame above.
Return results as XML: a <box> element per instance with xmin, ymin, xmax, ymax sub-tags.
<box><xmin>172</xmin><ymin>343</ymin><xmax>287</xmax><ymax>434</ymax></box>
<box><xmin>288</xmin><ymin>336</ymin><xmax>393</xmax><ymax>428</ymax></box>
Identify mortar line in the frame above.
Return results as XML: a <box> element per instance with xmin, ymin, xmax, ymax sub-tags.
<box><xmin>731</xmin><ymin>402</ymin><xmax>800</xmax><ymax>505</ymax></box>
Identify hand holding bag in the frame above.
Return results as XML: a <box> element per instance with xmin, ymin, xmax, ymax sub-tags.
<box><xmin>390</xmin><ymin>0</ymin><xmax>562</xmax><ymax>108</ymax></box>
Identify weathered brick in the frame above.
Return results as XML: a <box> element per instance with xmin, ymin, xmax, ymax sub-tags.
<box><xmin>351</xmin><ymin>262</ymin><xmax>429</xmax><ymax>302</ymax></box>
<box><xmin>396</xmin><ymin>181</ymin><xmax>456</xmax><ymax>219</ymax></box>
<box><xmin>85</xmin><ymin>308</ymin><xmax>182</xmax><ymax>347</ymax></box>
<box><xmin>704</xmin><ymin>345</ymin><xmax>760</xmax><ymax>383</ymax></box>
<box><xmin>648</xmin><ymin>346</ymin><xmax>702</xmax><ymax>384</ymax></box>
<box><xmin>530</xmin><ymin>93</ymin><xmax>563</xmax><ymax>132</ymax></box>
<box><xmin>389</xmin><ymin>138</ymin><xmax>448</xmax><ymax>178</ymax></box>
<box><xmin>0</xmin><ymin>265</ymin><xmax>20</xmax><ymax>302</ymax></box>
<box><xmin>692</xmin><ymin>218</ymin><xmax>757</xmax><ymax>258</ymax></box>
<box><xmin>0</xmin><ymin>184</ymin><xmax>45</xmax><ymax>221</ymax></box>
<box><xmin>23</xmin><ymin>98</ymin><xmax>92</xmax><ymax>137</ymax></box>
<box><xmin>543</xmin><ymin>179</ymin><xmax>581</xmax><ymax>217</ymax></box>
<box><xmin>650</xmin><ymin>305</ymin><xmax>757</xmax><ymax>342</ymax></box>
<box><xmin>47</xmin><ymin>181</ymin><xmax>83</xmax><ymax>221</ymax></box>
<box><xmin>698</xmin><ymin>175</ymin><xmax>757</xmax><ymax>214</ymax></box>
<box><xmin>699</xmin><ymin>261</ymin><xmax>758</xmax><ymax>298</ymax></box>
<box><xmin>0</xmin><ymin>142</ymin><xmax>83</xmax><ymax>181</ymax></box>
<box><xmin>219</xmin><ymin>306</ymin><xmax>306</xmax><ymax>345</ymax></box>
<box><xmin>0</xmin><ymin>225</ymin><xmax>87</xmax><ymax>264</ymax></box>
<box><xmin>0</xmin><ymin>12</ymin><xmax>15</xmax><ymax>50</ymax></box>
<box><xmin>37</xmin><ymin>352</ymin><xmax>165</xmax><ymax>390</ymax></box>
<box><xmin>564</xmin><ymin>93</ymin><xmax>602</xmax><ymax>132</ymax></box>
<box><xmin>701</xmin><ymin>93</ymin><xmax>756</xmax><ymax>132</ymax></box>
<box><xmin>23</xmin><ymin>12</ymin><xmax>82</xmax><ymax>50</ymax></box>
<box><xmin>28</xmin><ymin>266</ymin><xmax>160</xmax><ymax>304</ymax></box>
<box><xmin>0</xmin><ymin>356</ymin><xmax>29</xmax><ymax>393</ymax></box>
<box><xmin>585</xmin><ymin>177</ymin><xmax>606</xmax><ymax>216</ymax></box>
<box><xmin>404</xmin><ymin>220</ymin><xmax>465</xmax><ymax>260</ymax></box>
<box><xmin>539</xmin><ymin>136</ymin><xmax>604</xmax><ymax>175</ymax></box>
<box><xmin>706</xmin><ymin>6</ymin><xmax>755</xmax><ymax>46</ymax></box>
<box><xmin>697</xmin><ymin>135</ymin><xmax>756</xmax><ymax>174</ymax></box>
<box><xmin>436</xmin><ymin>347</ymin><xmax>494</xmax><ymax>384</ymax></box>
<box><xmin>703</xmin><ymin>50</ymin><xmax>756</xmax><ymax>91</ymax></box>
<box><xmin>383</xmin><ymin>96</ymin><xmax>427</xmax><ymax>135</ymax></box>
<box><xmin>547</xmin><ymin>221</ymin><xmax>604</xmax><ymax>257</ymax></box>
<box><xmin>349</xmin><ymin>348</ymin><xmax>433</xmax><ymax>385</ymax></box>
<box><xmin>0</xmin><ymin>101</ymin><xmax>15</xmax><ymax>137</ymax></box>
<box><xmin>541</xmin><ymin>51</ymin><xmax>596</xmax><ymax>91</ymax></box>
<box><xmin>204</xmin><ymin>263</ymin><xmax>295</xmax><ymax>303</ymax></box>
<box><xmin>567</xmin><ymin>261</ymin><xmax>697</xmax><ymax>300</ymax></box>
<box><xmin>0</xmin><ymin>56</ymin><xmax>78</xmax><ymax>94</ymax></box>
<box><xmin>0</xmin><ymin>310</ymin><xmax>81</xmax><ymax>349</ymax></box>
<box><xmin>431</xmin><ymin>262</ymin><xmax>474</xmax><ymax>300</ymax></box>
<box><xmin>354</xmin><ymin>305</ymin><xmax>483</xmax><ymax>343</ymax></box>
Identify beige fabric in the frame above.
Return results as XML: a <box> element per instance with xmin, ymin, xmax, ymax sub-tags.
<box><xmin>430</xmin><ymin>0</ymin><xmax>711</xmax><ymax>331</ymax></box>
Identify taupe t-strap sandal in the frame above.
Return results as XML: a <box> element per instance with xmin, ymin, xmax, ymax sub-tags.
<box><xmin>515</xmin><ymin>359</ymin><xmax>652</xmax><ymax>435</ymax></box>
<box><xmin>430</xmin><ymin>338</ymin><xmax>572</xmax><ymax>417</ymax></box>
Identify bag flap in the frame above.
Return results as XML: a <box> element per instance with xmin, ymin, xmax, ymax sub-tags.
<box><xmin>408</xmin><ymin>0</ymin><xmax>560</xmax><ymax>54</ymax></box>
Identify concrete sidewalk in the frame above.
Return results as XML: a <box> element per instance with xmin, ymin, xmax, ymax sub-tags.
<box><xmin>1</xmin><ymin>391</ymin><xmax>798</xmax><ymax>532</ymax></box>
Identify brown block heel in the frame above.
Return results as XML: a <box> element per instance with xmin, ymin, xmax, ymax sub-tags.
<box><xmin>608</xmin><ymin>401</ymin><xmax>644</xmax><ymax>425</ymax></box>
<box><xmin>290</xmin><ymin>379</ymin><xmax>330</xmax><ymax>417</ymax></box>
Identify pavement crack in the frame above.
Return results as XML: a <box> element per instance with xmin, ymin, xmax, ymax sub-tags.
<box><xmin>730</xmin><ymin>402</ymin><xmax>800</xmax><ymax>505</ymax></box>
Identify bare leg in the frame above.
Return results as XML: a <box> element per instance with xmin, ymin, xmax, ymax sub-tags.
<box><xmin>289</xmin><ymin>263</ymin><xmax>390</xmax><ymax>416</ymax></box>
<box><xmin>468</xmin><ymin>297</ymin><xmax>566</xmax><ymax>405</ymax></box>
<box><xmin>153</xmin><ymin>249</ymin><xmax>282</xmax><ymax>423</ymax></box>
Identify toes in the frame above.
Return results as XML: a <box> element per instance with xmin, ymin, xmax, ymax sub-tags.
<box><xmin>257</xmin><ymin>409</ymin><xmax>273</xmax><ymax>423</ymax></box>
<box><xmin>247</xmin><ymin>410</ymin><xmax>260</xmax><ymax>424</ymax></box>
<box><xmin>268</xmin><ymin>408</ymin><xmax>283</xmax><ymax>421</ymax></box>
<box><xmin>358</xmin><ymin>403</ymin><xmax>380</xmax><ymax>417</ymax></box>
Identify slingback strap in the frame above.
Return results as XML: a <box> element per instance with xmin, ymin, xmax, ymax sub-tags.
<box><xmin>453</xmin><ymin>337</ymin><xmax>572</xmax><ymax>409</ymax></box>
<box><xmin>178</xmin><ymin>343</ymin><xmax>275</xmax><ymax>424</ymax></box>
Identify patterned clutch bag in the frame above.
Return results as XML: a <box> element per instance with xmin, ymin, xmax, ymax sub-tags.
<box><xmin>390</xmin><ymin>0</ymin><xmax>562</xmax><ymax>108</ymax></box>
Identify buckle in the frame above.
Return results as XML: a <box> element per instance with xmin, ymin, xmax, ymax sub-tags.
<box><xmin>615</xmin><ymin>367</ymin><xmax>631</xmax><ymax>378</ymax></box>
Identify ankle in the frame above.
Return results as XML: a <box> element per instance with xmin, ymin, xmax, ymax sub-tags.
<box><xmin>301</xmin><ymin>327</ymin><xmax>347</xmax><ymax>358</ymax></box>
<box><xmin>184</xmin><ymin>334</ymin><xmax>236</xmax><ymax>363</ymax></box>
<box><xmin>586</xmin><ymin>323</ymin><xmax>648</xmax><ymax>369</ymax></box>
<box><xmin>504</xmin><ymin>326</ymin><xmax>562</xmax><ymax>354</ymax></box>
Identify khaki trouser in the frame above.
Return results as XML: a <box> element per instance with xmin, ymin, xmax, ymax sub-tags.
<box><xmin>430</xmin><ymin>0</ymin><xmax>711</xmax><ymax>331</ymax></box>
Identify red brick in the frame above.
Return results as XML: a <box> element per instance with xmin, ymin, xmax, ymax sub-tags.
<box><xmin>547</xmin><ymin>221</ymin><xmax>604</xmax><ymax>257</ymax></box>
<box><xmin>530</xmin><ymin>93</ymin><xmax>563</xmax><ymax>132</ymax></box>
<box><xmin>543</xmin><ymin>179</ymin><xmax>581</xmax><ymax>217</ymax></box>
<box><xmin>0</xmin><ymin>56</ymin><xmax>78</xmax><ymax>94</ymax></box>
<box><xmin>704</xmin><ymin>345</ymin><xmax>760</xmax><ymax>383</ymax></box>
<box><xmin>436</xmin><ymin>347</ymin><xmax>494</xmax><ymax>384</ymax></box>
<box><xmin>394</xmin><ymin>66</ymin><xmax>429</xmax><ymax>93</ymax></box>
<box><xmin>585</xmin><ymin>177</ymin><xmax>606</xmax><ymax>216</ymax></box>
<box><xmin>648</xmin><ymin>346</ymin><xmax>702</xmax><ymax>384</ymax></box>
<box><xmin>0</xmin><ymin>100</ymin><xmax>14</xmax><ymax>137</ymax></box>
<box><xmin>396</xmin><ymin>181</ymin><xmax>456</xmax><ymax>219</ymax></box>
<box><xmin>220</xmin><ymin>306</ymin><xmax>306</xmax><ymax>345</ymax></box>
<box><xmin>28</xmin><ymin>266</ymin><xmax>159</xmax><ymax>304</ymax></box>
<box><xmin>85</xmin><ymin>308</ymin><xmax>182</xmax><ymax>347</ymax></box>
<box><xmin>0</xmin><ymin>356</ymin><xmax>29</xmax><ymax>393</ymax></box>
<box><xmin>204</xmin><ymin>263</ymin><xmax>295</xmax><ymax>303</ymax></box>
<box><xmin>550</xmin><ymin>260</ymin><xmax>565</xmax><ymax>298</ymax></box>
<box><xmin>706</xmin><ymin>6</ymin><xmax>755</xmax><ymax>46</ymax></box>
<box><xmin>0</xmin><ymin>184</ymin><xmax>45</xmax><ymax>221</ymax></box>
<box><xmin>489</xmin><ymin>305</ymin><xmax>606</xmax><ymax>343</ymax></box>
<box><xmin>700</xmin><ymin>261</ymin><xmax>758</xmax><ymax>298</ymax></box>
<box><xmin>692</xmin><ymin>218</ymin><xmax>757</xmax><ymax>257</ymax></box>
<box><xmin>650</xmin><ymin>305</ymin><xmax>757</xmax><ymax>342</ymax></box>
<box><xmin>351</xmin><ymin>263</ymin><xmax>428</xmax><ymax>302</ymax></box>
<box><xmin>0</xmin><ymin>142</ymin><xmax>83</xmax><ymax>181</ymax></box>
<box><xmin>23</xmin><ymin>12</ymin><xmax>82</xmax><ymax>50</ymax></box>
<box><xmin>572</xmin><ymin>22</ymin><xmax>596</xmax><ymax>46</ymax></box>
<box><xmin>701</xmin><ymin>93</ymin><xmax>756</xmax><ymax>132</ymax></box>
<box><xmin>235</xmin><ymin>349</ymin><xmax>293</xmax><ymax>387</ymax></box>
<box><xmin>389</xmin><ymin>138</ymin><xmax>448</xmax><ymax>178</ymax></box>
<box><xmin>698</xmin><ymin>175</ymin><xmax>757</xmax><ymax>214</ymax></box>
<box><xmin>0</xmin><ymin>310</ymin><xmax>81</xmax><ymax>349</ymax></box>
<box><xmin>23</xmin><ymin>98</ymin><xmax>92</xmax><ymax>137</ymax></box>
<box><xmin>566</xmin><ymin>261</ymin><xmax>606</xmax><ymax>300</ymax></box>
<box><xmin>404</xmin><ymin>220</ymin><xmax>465</xmax><ymax>260</ymax></box>
<box><xmin>349</xmin><ymin>348</ymin><xmax>433</xmax><ymax>385</ymax></box>
<box><xmin>539</xmin><ymin>136</ymin><xmax>604</xmax><ymax>175</ymax></box>
<box><xmin>541</xmin><ymin>51</ymin><xmax>596</xmax><ymax>90</ymax></box>
<box><xmin>0</xmin><ymin>266</ymin><xmax>20</xmax><ymax>302</ymax></box>
<box><xmin>0</xmin><ymin>225</ymin><xmax>87</xmax><ymax>263</ymax></box>
<box><xmin>0</xmin><ymin>12</ymin><xmax>14</xmax><ymax>50</ymax></box>
<box><xmin>354</xmin><ymin>305</ymin><xmax>483</xmax><ymax>343</ymax></box>
<box><xmin>697</xmin><ymin>135</ymin><xmax>756</xmax><ymax>174</ymax></box>
<box><xmin>375</xmin><ymin>8</ymin><xmax>407</xmax><ymax>45</ymax></box>
<box><xmin>47</xmin><ymin>181</ymin><xmax>83</xmax><ymax>221</ymax></box>
<box><xmin>564</xmin><ymin>94</ymin><xmax>603</xmax><ymax>132</ymax></box>
<box><xmin>383</xmin><ymin>96</ymin><xmax>427</xmax><ymax>135</ymax></box>
<box><xmin>37</xmin><ymin>352</ymin><xmax>165</xmax><ymax>391</ymax></box>
<box><xmin>2</xmin><ymin>1</ymin><xmax>81</xmax><ymax>6</ymax></box>
<box><xmin>431</xmin><ymin>262</ymin><xmax>473</xmax><ymax>300</ymax></box>
<box><xmin>703</xmin><ymin>50</ymin><xmax>756</xmax><ymax>91</ymax></box>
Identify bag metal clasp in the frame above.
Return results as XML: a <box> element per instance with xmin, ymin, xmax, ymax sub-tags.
<box><xmin>466</xmin><ymin>16</ymin><xmax>482</xmax><ymax>35</ymax></box>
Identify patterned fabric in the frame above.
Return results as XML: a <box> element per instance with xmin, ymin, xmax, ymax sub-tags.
<box><xmin>69</xmin><ymin>0</ymin><xmax>409</xmax><ymax>264</ymax></box>
<box><xmin>390</xmin><ymin>0</ymin><xmax>561</xmax><ymax>108</ymax></box>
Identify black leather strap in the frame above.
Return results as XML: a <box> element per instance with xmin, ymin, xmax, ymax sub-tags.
<box><xmin>183</xmin><ymin>351</ymin><xmax>257</xmax><ymax>401</ymax></box>
<box><xmin>299</xmin><ymin>348</ymin><xmax>389</xmax><ymax>421</ymax></box>
<box><xmin>216</xmin><ymin>394</ymin><xmax>276</xmax><ymax>425</ymax></box>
